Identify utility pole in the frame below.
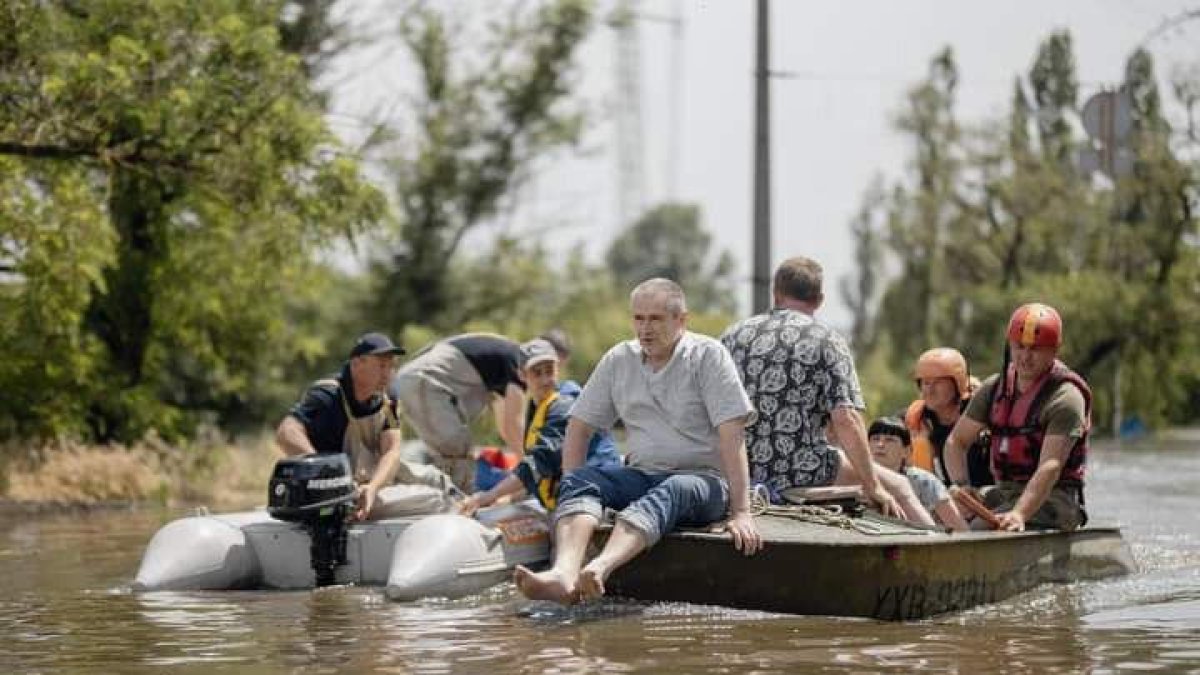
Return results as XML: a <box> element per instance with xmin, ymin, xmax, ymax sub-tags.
<box><xmin>751</xmin><ymin>0</ymin><xmax>771</xmax><ymax>313</ymax></box>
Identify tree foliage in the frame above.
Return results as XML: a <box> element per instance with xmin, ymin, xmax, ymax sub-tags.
<box><xmin>839</xmin><ymin>178</ymin><xmax>886</xmax><ymax>351</ymax></box>
<box><xmin>846</xmin><ymin>33</ymin><xmax>1200</xmax><ymax>429</ymax></box>
<box><xmin>0</xmin><ymin>0</ymin><xmax>383</xmax><ymax>441</ymax></box>
<box><xmin>397</xmin><ymin>236</ymin><xmax>736</xmax><ymax>397</ymax></box>
<box><xmin>605</xmin><ymin>202</ymin><xmax>738</xmax><ymax>315</ymax></box>
<box><xmin>369</xmin><ymin>0</ymin><xmax>593</xmax><ymax>334</ymax></box>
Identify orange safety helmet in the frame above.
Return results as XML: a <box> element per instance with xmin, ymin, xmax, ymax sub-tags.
<box><xmin>1006</xmin><ymin>303</ymin><xmax>1063</xmax><ymax>349</ymax></box>
<box><xmin>913</xmin><ymin>347</ymin><xmax>970</xmax><ymax>400</ymax></box>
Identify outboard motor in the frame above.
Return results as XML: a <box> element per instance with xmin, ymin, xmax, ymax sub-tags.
<box><xmin>267</xmin><ymin>454</ymin><xmax>357</xmax><ymax>587</ymax></box>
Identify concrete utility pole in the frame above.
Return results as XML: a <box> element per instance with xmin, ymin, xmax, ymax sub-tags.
<box><xmin>751</xmin><ymin>0</ymin><xmax>771</xmax><ymax>313</ymax></box>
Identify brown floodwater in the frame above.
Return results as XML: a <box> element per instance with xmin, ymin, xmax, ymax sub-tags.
<box><xmin>2</xmin><ymin>439</ymin><xmax>1199</xmax><ymax>674</ymax></box>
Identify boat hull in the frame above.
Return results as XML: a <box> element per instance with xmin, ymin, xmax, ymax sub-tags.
<box><xmin>600</xmin><ymin>515</ymin><xmax>1135</xmax><ymax>620</ymax></box>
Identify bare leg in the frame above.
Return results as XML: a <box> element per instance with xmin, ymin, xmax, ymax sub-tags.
<box><xmin>577</xmin><ymin>521</ymin><xmax>648</xmax><ymax>602</ymax></box>
<box><xmin>514</xmin><ymin>513</ymin><xmax>597</xmax><ymax>604</ymax></box>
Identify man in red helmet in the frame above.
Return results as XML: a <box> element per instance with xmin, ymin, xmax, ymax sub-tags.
<box><xmin>943</xmin><ymin>303</ymin><xmax>1091</xmax><ymax>531</ymax></box>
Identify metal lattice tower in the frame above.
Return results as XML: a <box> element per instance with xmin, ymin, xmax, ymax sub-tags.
<box><xmin>613</xmin><ymin>0</ymin><xmax>645</xmax><ymax>230</ymax></box>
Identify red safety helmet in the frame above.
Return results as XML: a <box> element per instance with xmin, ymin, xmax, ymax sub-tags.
<box><xmin>1006</xmin><ymin>303</ymin><xmax>1063</xmax><ymax>348</ymax></box>
<box><xmin>913</xmin><ymin>348</ymin><xmax>970</xmax><ymax>399</ymax></box>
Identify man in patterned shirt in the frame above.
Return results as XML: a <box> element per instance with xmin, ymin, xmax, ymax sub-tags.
<box><xmin>720</xmin><ymin>257</ymin><xmax>932</xmax><ymax>524</ymax></box>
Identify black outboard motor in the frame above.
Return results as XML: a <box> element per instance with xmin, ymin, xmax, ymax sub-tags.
<box><xmin>267</xmin><ymin>454</ymin><xmax>357</xmax><ymax>587</ymax></box>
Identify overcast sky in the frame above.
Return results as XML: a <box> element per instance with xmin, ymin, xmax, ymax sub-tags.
<box><xmin>326</xmin><ymin>0</ymin><xmax>1199</xmax><ymax>329</ymax></box>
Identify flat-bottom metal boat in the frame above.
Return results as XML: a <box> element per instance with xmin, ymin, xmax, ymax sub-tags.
<box><xmin>598</xmin><ymin>510</ymin><xmax>1134</xmax><ymax>620</ymax></box>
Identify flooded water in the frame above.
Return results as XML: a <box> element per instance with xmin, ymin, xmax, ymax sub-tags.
<box><xmin>3</xmin><ymin>439</ymin><xmax>1199</xmax><ymax>674</ymax></box>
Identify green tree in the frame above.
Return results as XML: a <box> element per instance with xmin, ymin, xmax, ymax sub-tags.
<box><xmin>838</xmin><ymin>178</ymin><xmax>886</xmax><ymax>350</ymax></box>
<box><xmin>1030</xmin><ymin>31</ymin><xmax>1079</xmax><ymax>167</ymax></box>
<box><xmin>873</xmin><ymin>47</ymin><xmax>963</xmax><ymax>360</ymax></box>
<box><xmin>605</xmin><ymin>202</ymin><xmax>738</xmax><ymax>314</ymax></box>
<box><xmin>0</xmin><ymin>0</ymin><xmax>383</xmax><ymax>441</ymax></box>
<box><xmin>369</xmin><ymin>0</ymin><xmax>593</xmax><ymax>334</ymax></box>
<box><xmin>277</xmin><ymin>0</ymin><xmax>346</xmax><ymax>81</ymax></box>
<box><xmin>853</xmin><ymin>32</ymin><xmax>1200</xmax><ymax>431</ymax></box>
<box><xmin>1098</xmin><ymin>48</ymin><xmax>1200</xmax><ymax>426</ymax></box>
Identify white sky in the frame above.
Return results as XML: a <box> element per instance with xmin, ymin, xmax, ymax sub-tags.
<box><xmin>326</xmin><ymin>0</ymin><xmax>1199</xmax><ymax>329</ymax></box>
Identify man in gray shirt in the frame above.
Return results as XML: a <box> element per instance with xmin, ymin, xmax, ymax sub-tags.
<box><xmin>515</xmin><ymin>279</ymin><xmax>763</xmax><ymax>604</ymax></box>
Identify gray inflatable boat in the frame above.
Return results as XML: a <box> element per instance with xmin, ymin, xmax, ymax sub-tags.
<box><xmin>133</xmin><ymin>483</ymin><xmax>551</xmax><ymax>599</ymax></box>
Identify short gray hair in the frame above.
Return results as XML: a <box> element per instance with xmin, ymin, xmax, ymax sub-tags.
<box><xmin>630</xmin><ymin>278</ymin><xmax>687</xmax><ymax>315</ymax></box>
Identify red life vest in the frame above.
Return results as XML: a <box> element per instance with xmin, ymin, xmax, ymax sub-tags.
<box><xmin>988</xmin><ymin>360</ymin><xmax>1090</xmax><ymax>485</ymax></box>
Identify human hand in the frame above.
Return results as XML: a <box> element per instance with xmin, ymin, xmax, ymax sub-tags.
<box><xmin>354</xmin><ymin>484</ymin><xmax>378</xmax><ymax>521</ymax></box>
<box><xmin>864</xmin><ymin>485</ymin><xmax>901</xmax><ymax>519</ymax></box>
<box><xmin>458</xmin><ymin>493</ymin><xmax>484</xmax><ymax>516</ymax></box>
<box><xmin>725</xmin><ymin>511</ymin><xmax>763</xmax><ymax>556</ymax></box>
<box><xmin>996</xmin><ymin>510</ymin><xmax>1026</xmax><ymax>532</ymax></box>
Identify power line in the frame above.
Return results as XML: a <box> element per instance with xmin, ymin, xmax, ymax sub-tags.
<box><xmin>1136</xmin><ymin>7</ymin><xmax>1200</xmax><ymax>49</ymax></box>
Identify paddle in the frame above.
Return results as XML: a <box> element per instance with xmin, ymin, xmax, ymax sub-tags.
<box><xmin>952</xmin><ymin>487</ymin><xmax>1002</xmax><ymax>529</ymax></box>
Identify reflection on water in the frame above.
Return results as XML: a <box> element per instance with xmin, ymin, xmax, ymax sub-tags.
<box><xmin>1</xmin><ymin>440</ymin><xmax>1198</xmax><ymax>673</ymax></box>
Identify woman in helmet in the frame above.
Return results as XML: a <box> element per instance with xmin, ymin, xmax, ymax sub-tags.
<box><xmin>942</xmin><ymin>303</ymin><xmax>1091</xmax><ymax>532</ymax></box>
<box><xmin>904</xmin><ymin>348</ymin><xmax>995</xmax><ymax>488</ymax></box>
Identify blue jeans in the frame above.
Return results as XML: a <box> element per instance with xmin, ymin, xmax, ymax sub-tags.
<box><xmin>555</xmin><ymin>465</ymin><xmax>729</xmax><ymax>546</ymax></box>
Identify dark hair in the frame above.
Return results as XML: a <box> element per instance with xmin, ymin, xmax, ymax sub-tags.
<box><xmin>773</xmin><ymin>256</ymin><xmax>823</xmax><ymax>304</ymax></box>
<box><xmin>539</xmin><ymin>328</ymin><xmax>571</xmax><ymax>359</ymax></box>
<box><xmin>867</xmin><ymin>416</ymin><xmax>910</xmax><ymax>446</ymax></box>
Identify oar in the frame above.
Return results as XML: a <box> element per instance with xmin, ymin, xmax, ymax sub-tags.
<box><xmin>952</xmin><ymin>488</ymin><xmax>1002</xmax><ymax>529</ymax></box>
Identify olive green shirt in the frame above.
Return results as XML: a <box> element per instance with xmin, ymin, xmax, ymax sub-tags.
<box><xmin>965</xmin><ymin>373</ymin><xmax>1087</xmax><ymax>439</ymax></box>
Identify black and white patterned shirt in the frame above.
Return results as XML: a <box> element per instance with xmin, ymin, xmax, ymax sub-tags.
<box><xmin>720</xmin><ymin>309</ymin><xmax>865</xmax><ymax>492</ymax></box>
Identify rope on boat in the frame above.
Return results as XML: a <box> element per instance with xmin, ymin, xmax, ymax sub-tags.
<box><xmin>748</xmin><ymin>486</ymin><xmax>932</xmax><ymax>536</ymax></box>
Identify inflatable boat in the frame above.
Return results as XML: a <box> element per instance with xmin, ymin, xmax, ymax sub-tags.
<box><xmin>133</xmin><ymin>455</ymin><xmax>551</xmax><ymax>600</ymax></box>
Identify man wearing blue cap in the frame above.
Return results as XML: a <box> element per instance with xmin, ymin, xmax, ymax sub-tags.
<box><xmin>276</xmin><ymin>332</ymin><xmax>457</xmax><ymax>520</ymax></box>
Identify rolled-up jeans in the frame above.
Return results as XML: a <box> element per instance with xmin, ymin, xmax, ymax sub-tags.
<box><xmin>554</xmin><ymin>465</ymin><xmax>729</xmax><ymax>547</ymax></box>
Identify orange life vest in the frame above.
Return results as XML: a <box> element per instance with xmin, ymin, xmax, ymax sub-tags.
<box><xmin>904</xmin><ymin>400</ymin><xmax>936</xmax><ymax>473</ymax></box>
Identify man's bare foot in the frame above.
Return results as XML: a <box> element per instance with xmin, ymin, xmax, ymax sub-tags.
<box><xmin>576</xmin><ymin>563</ymin><xmax>608</xmax><ymax>602</ymax></box>
<box><xmin>513</xmin><ymin>565</ymin><xmax>577</xmax><ymax>604</ymax></box>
